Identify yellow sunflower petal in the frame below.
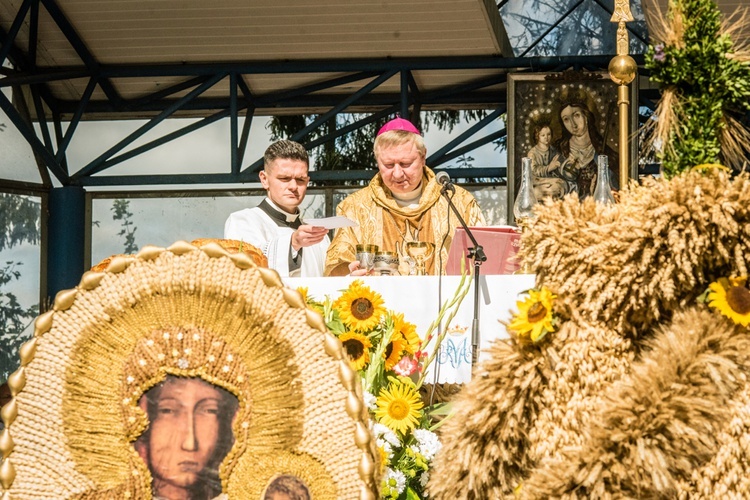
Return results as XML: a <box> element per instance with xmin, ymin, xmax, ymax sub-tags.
<box><xmin>383</xmin><ymin>333</ymin><xmax>407</xmax><ymax>371</ymax></box>
<box><xmin>377</xmin><ymin>446</ymin><xmax>389</xmax><ymax>474</ymax></box>
<box><xmin>707</xmin><ymin>277</ymin><xmax>750</xmax><ymax>327</ymax></box>
<box><xmin>392</xmin><ymin>312</ymin><xmax>421</xmax><ymax>354</ymax></box>
<box><xmin>333</xmin><ymin>280</ymin><xmax>386</xmax><ymax>331</ymax></box>
<box><xmin>339</xmin><ymin>331</ymin><xmax>373</xmax><ymax>371</ymax></box>
<box><xmin>508</xmin><ymin>287</ymin><xmax>557</xmax><ymax>342</ymax></box>
<box><xmin>729</xmin><ymin>276</ymin><xmax>748</xmax><ymax>288</ymax></box>
<box><xmin>374</xmin><ymin>382</ymin><xmax>424</xmax><ymax>434</ymax></box>
<box><xmin>691</xmin><ymin>163</ymin><xmax>731</xmax><ymax>172</ymax></box>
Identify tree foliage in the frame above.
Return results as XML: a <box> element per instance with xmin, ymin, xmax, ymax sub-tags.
<box><xmin>268</xmin><ymin>111</ymin><xmax>492</xmax><ymax>184</ymax></box>
<box><xmin>111</xmin><ymin>199</ymin><xmax>139</xmax><ymax>254</ymax></box>
<box><xmin>501</xmin><ymin>0</ymin><xmax>647</xmax><ymax>57</ymax></box>
<box><xmin>0</xmin><ymin>261</ymin><xmax>37</xmax><ymax>381</ymax></box>
<box><xmin>0</xmin><ymin>193</ymin><xmax>40</xmax><ymax>251</ymax></box>
<box><xmin>645</xmin><ymin>0</ymin><xmax>750</xmax><ymax>177</ymax></box>
<box><xmin>0</xmin><ymin>193</ymin><xmax>40</xmax><ymax>382</ymax></box>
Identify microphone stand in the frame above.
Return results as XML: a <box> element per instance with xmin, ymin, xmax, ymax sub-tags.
<box><xmin>439</xmin><ymin>182</ymin><xmax>487</xmax><ymax>368</ymax></box>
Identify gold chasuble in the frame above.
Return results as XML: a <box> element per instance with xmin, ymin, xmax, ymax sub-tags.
<box><xmin>325</xmin><ymin>167</ymin><xmax>485</xmax><ymax>275</ymax></box>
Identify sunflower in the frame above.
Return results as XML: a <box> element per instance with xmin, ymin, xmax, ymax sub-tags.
<box><xmin>707</xmin><ymin>276</ymin><xmax>750</xmax><ymax>327</ymax></box>
<box><xmin>383</xmin><ymin>332</ymin><xmax>407</xmax><ymax>371</ymax></box>
<box><xmin>297</xmin><ymin>286</ymin><xmax>324</xmax><ymax>313</ymax></box>
<box><xmin>333</xmin><ymin>280</ymin><xmax>386</xmax><ymax>331</ymax></box>
<box><xmin>375</xmin><ymin>381</ymin><xmax>424</xmax><ymax>434</ymax></box>
<box><xmin>391</xmin><ymin>312</ymin><xmax>421</xmax><ymax>354</ymax></box>
<box><xmin>507</xmin><ymin>287</ymin><xmax>557</xmax><ymax>342</ymax></box>
<box><xmin>339</xmin><ymin>331</ymin><xmax>373</xmax><ymax>371</ymax></box>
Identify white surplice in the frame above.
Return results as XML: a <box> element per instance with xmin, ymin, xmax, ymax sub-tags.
<box><xmin>224</xmin><ymin>204</ymin><xmax>329</xmax><ymax>277</ymax></box>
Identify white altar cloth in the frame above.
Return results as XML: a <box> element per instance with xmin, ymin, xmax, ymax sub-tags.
<box><xmin>284</xmin><ymin>274</ymin><xmax>535</xmax><ymax>384</ymax></box>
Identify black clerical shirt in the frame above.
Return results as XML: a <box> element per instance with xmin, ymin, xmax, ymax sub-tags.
<box><xmin>257</xmin><ymin>199</ymin><xmax>303</xmax><ymax>274</ymax></box>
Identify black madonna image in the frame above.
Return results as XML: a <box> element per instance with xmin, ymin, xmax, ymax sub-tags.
<box><xmin>134</xmin><ymin>375</ymin><xmax>239</xmax><ymax>500</ymax></box>
<box><xmin>3</xmin><ymin>242</ymin><xmax>378</xmax><ymax>500</ymax></box>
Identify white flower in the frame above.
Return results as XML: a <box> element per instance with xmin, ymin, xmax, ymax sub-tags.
<box><xmin>379</xmin><ymin>443</ymin><xmax>393</xmax><ymax>461</ymax></box>
<box><xmin>420</xmin><ymin>471</ymin><xmax>430</xmax><ymax>488</ymax></box>
<box><xmin>363</xmin><ymin>390</ymin><xmax>377</xmax><ymax>410</ymax></box>
<box><xmin>412</xmin><ymin>428</ymin><xmax>441</xmax><ymax>461</ymax></box>
<box><xmin>373</xmin><ymin>422</ymin><xmax>401</xmax><ymax>449</ymax></box>
<box><xmin>383</xmin><ymin>467</ymin><xmax>406</xmax><ymax>495</ymax></box>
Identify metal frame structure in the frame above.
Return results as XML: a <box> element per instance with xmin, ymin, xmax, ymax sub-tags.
<box><xmin>0</xmin><ymin>0</ymin><xmax>651</xmax><ymax>191</ymax></box>
<box><xmin>0</xmin><ymin>0</ymin><xmax>659</xmax><ymax>298</ymax></box>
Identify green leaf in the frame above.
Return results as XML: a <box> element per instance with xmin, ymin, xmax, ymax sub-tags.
<box><xmin>405</xmin><ymin>486</ymin><xmax>422</xmax><ymax>500</ymax></box>
<box><xmin>425</xmin><ymin>401</ymin><xmax>452</xmax><ymax>417</ymax></box>
<box><xmin>326</xmin><ymin>319</ymin><xmax>346</xmax><ymax>335</ymax></box>
<box><xmin>696</xmin><ymin>287</ymin><xmax>711</xmax><ymax>304</ymax></box>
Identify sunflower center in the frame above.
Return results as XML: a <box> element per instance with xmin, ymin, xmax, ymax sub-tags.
<box><xmin>727</xmin><ymin>285</ymin><xmax>750</xmax><ymax>315</ymax></box>
<box><xmin>351</xmin><ymin>298</ymin><xmax>374</xmax><ymax>320</ymax></box>
<box><xmin>527</xmin><ymin>302</ymin><xmax>547</xmax><ymax>323</ymax></box>
<box><xmin>388</xmin><ymin>400</ymin><xmax>409</xmax><ymax>420</ymax></box>
<box><xmin>385</xmin><ymin>341</ymin><xmax>394</xmax><ymax>359</ymax></box>
<box><xmin>343</xmin><ymin>338</ymin><xmax>365</xmax><ymax>360</ymax></box>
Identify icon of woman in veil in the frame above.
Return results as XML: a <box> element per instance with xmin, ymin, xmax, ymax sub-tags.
<box><xmin>555</xmin><ymin>89</ymin><xmax>619</xmax><ymax>198</ymax></box>
<box><xmin>134</xmin><ymin>375</ymin><xmax>239</xmax><ymax>500</ymax></box>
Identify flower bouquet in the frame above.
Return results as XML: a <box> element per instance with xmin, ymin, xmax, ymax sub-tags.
<box><xmin>299</xmin><ymin>276</ymin><xmax>470</xmax><ymax>499</ymax></box>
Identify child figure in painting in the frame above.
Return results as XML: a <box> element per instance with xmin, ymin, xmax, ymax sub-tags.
<box><xmin>527</xmin><ymin>123</ymin><xmax>569</xmax><ymax>201</ymax></box>
<box><xmin>263</xmin><ymin>475</ymin><xmax>311</xmax><ymax>500</ymax></box>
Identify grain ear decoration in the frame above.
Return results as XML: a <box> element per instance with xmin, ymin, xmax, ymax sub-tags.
<box><xmin>429</xmin><ymin>169</ymin><xmax>750</xmax><ymax>498</ymax></box>
<box><xmin>6</xmin><ymin>244</ymin><xmax>376</xmax><ymax>499</ymax></box>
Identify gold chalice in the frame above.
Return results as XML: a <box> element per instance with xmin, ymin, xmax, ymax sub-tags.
<box><xmin>405</xmin><ymin>241</ymin><xmax>435</xmax><ymax>276</ymax></box>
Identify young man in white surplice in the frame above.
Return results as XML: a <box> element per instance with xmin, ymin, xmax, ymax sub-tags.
<box><xmin>224</xmin><ymin>140</ymin><xmax>329</xmax><ymax>277</ymax></box>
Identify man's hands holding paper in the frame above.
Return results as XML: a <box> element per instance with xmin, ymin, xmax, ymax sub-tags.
<box><xmin>292</xmin><ymin>225</ymin><xmax>329</xmax><ymax>251</ymax></box>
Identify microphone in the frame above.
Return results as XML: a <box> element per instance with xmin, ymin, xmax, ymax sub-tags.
<box><xmin>435</xmin><ymin>171</ymin><xmax>454</xmax><ymax>191</ymax></box>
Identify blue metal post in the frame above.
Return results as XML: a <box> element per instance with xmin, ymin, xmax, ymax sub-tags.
<box><xmin>47</xmin><ymin>186</ymin><xmax>85</xmax><ymax>297</ymax></box>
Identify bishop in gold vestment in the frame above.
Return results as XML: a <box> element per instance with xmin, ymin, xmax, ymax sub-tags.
<box><xmin>325</xmin><ymin>118</ymin><xmax>485</xmax><ymax>276</ymax></box>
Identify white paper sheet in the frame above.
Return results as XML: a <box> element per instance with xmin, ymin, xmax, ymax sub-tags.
<box><xmin>304</xmin><ymin>216</ymin><xmax>358</xmax><ymax>229</ymax></box>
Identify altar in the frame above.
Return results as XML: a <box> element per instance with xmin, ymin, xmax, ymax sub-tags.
<box><xmin>284</xmin><ymin>274</ymin><xmax>535</xmax><ymax>384</ymax></box>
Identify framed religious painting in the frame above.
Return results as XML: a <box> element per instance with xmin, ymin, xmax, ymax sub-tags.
<box><xmin>506</xmin><ymin>71</ymin><xmax>638</xmax><ymax>223</ymax></box>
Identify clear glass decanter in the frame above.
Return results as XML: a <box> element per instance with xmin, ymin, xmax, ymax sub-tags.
<box><xmin>593</xmin><ymin>155</ymin><xmax>615</xmax><ymax>205</ymax></box>
<box><xmin>513</xmin><ymin>157</ymin><xmax>538</xmax><ymax>222</ymax></box>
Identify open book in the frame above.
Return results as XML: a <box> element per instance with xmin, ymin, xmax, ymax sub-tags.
<box><xmin>445</xmin><ymin>226</ymin><xmax>521</xmax><ymax>275</ymax></box>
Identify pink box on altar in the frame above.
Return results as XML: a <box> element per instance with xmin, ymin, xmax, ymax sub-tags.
<box><xmin>445</xmin><ymin>226</ymin><xmax>521</xmax><ymax>275</ymax></box>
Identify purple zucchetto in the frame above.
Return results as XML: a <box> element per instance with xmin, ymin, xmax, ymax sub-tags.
<box><xmin>376</xmin><ymin>118</ymin><xmax>421</xmax><ymax>137</ymax></box>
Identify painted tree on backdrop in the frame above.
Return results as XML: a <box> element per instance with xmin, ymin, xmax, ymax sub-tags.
<box><xmin>0</xmin><ymin>193</ymin><xmax>41</xmax><ymax>383</ymax></box>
